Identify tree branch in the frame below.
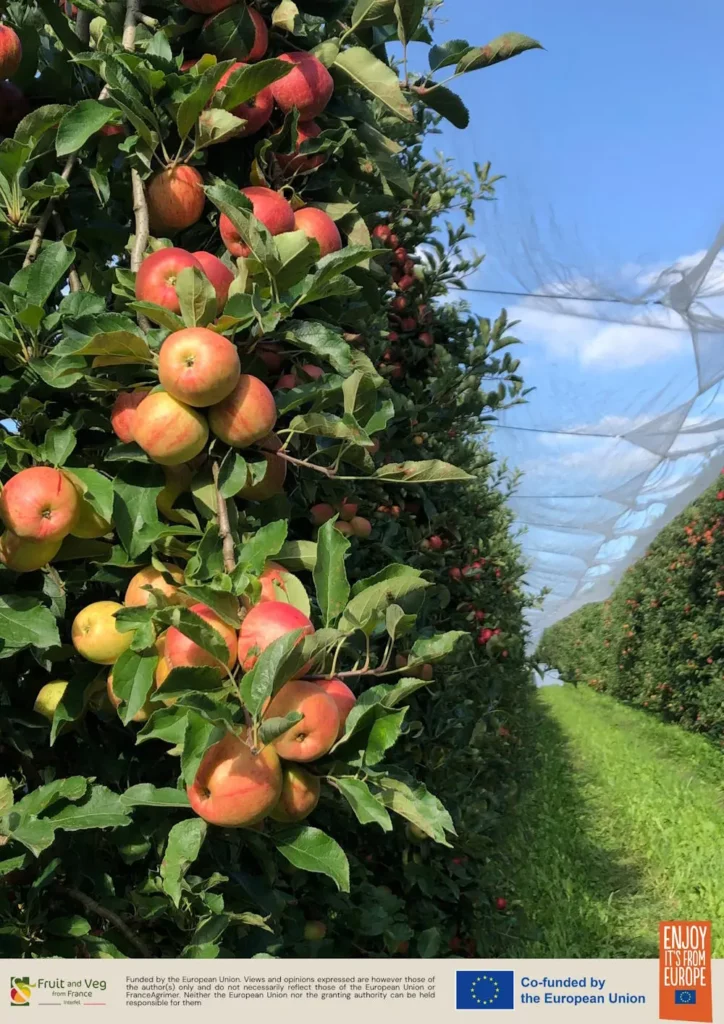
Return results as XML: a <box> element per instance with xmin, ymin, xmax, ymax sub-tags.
<box><xmin>55</xmin><ymin>884</ymin><xmax>151</xmax><ymax>958</ymax></box>
<box><xmin>270</xmin><ymin>447</ymin><xmax>338</xmax><ymax>478</ymax></box>
<box><xmin>22</xmin><ymin>156</ymin><xmax>77</xmax><ymax>269</ymax></box>
<box><xmin>52</xmin><ymin>213</ymin><xmax>81</xmax><ymax>292</ymax></box>
<box><xmin>212</xmin><ymin>461</ymin><xmax>237</xmax><ymax>574</ymax></box>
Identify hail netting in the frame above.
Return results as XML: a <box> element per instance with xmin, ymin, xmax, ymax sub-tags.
<box><xmin>468</xmin><ymin>222</ymin><xmax>724</xmax><ymax>645</ymax></box>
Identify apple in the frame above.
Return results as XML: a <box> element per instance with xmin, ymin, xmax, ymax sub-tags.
<box><xmin>200</xmin><ymin>6</ymin><xmax>268</xmax><ymax>60</ymax></box>
<box><xmin>237</xmin><ymin>452</ymin><xmax>286</xmax><ymax>501</ymax></box>
<box><xmin>187</xmin><ymin>729</ymin><xmax>282</xmax><ymax>827</ymax></box>
<box><xmin>270</xmin><ymin>52</ymin><xmax>334</xmax><ymax>120</ymax></box>
<box><xmin>310</xmin><ymin>503</ymin><xmax>335</xmax><ymax>526</ymax></box>
<box><xmin>349</xmin><ymin>516</ymin><xmax>371</xmax><ymax>539</ymax></box>
<box><xmin>294</xmin><ymin>207</ymin><xmax>342</xmax><ymax>258</ymax></box>
<box><xmin>180</xmin><ymin>0</ymin><xmax>235</xmax><ymax>12</ymax></box>
<box><xmin>157</xmin><ymin>463</ymin><xmax>193</xmax><ymax>521</ymax></box>
<box><xmin>192</xmin><ymin>251</ymin><xmax>234</xmax><ymax>308</ymax></box>
<box><xmin>165</xmin><ymin>602</ymin><xmax>237</xmax><ymax>672</ymax></box>
<box><xmin>135</xmin><ymin>248</ymin><xmax>204</xmax><ymax>314</ymax></box>
<box><xmin>495</xmin><ymin>897</ymin><xmax>507</xmax><ymax>911</ymax></box>
<box><xmin>372</xmin><ymin>224</ymin><xmax>392</xmax><ymax>244</ymax></box>
<box><xmin>315</xmin><ymin>678</ymin><xmax>355</xmax><ymax>738</ymax></box>
<box><xmin>111</xmin><ymin>389</ymin><xmax>150</xmax><ymax>443</ymax></box>
<box><xmin>334</xmin><ymin>521</ymin><xmax>353</xmax><ymax>536</ymax></box>
<box><xmin>245</xmin><ymin>560</ymin><xmax>294</xmax><ymax>607</ymax></box>
<box><xmin>219</xmin><ymin>186</ymin><xmax>294</xmax><ymax>258</ymax></box>
<box><xmin>338</xmin><ymin>500</ymin><xmax>357</xmax><ymax>522</ymax></box>
<box><xmin>0</xmin><ymin>81</ymin><xmax>28</xmax><ymax>134</ymax></box>
<box><xmin>237</xmin><ymin>601</ymin><xmax>314</xmax><ymax>672</ymax></box>
<box><xmin>419</xmin><ymin>331</ymin><xmax>434</xmax><ymax>347</ymax></box>
<box><xmin>398</xmin><ymin>274</ymin><xmax>416</xmax><ymax>291</ymax></box>
<box><xmin>208</xmin><ymin>373</ymin><xmax>277</xmax><ymax>447</ymax></box>
<box><xmin>428</xmin><ymin>535</ymin><xmax>444</xmax><ymax>551</ymax></box>
<box><xmin>264</xmin><ymin>680</ymin><xmax>339</xmax><ymax>761</ymax></box>
<box><xmin>131</xmin><ymin>391</ymin><xmax>209</xmax><ymax>466</ymax></box>
<box><xmin>269</xmin><ymin>765</ymin><xmax>321</xmax><ymax>822</ymax></box>
<box><xmin>158</xmin><ymin>327</ymin><xmax>240</xmax><ymax>408</ymax></box>
<box><xmin>68</xmin><ymin>489</ymin><xmax>112</xmax><ymax>540</ymax></box>
<box><xmin>147</xmin><ymin>165</ymin><xmax>205</xmax><ymax>233</ymax></box>
<box><xmin>406</xmin><ymin>822</ymin><xmax>428</xmax><ymax>842</ymax></box>
<box><xmin>124</xmin><ymin>563</ymin><xmax>186</xmax><ymax>607</ymax></box>
<box><xmin>275</xmin><ymin>372</ymin><xmax>298</xmax><ymax>390</ymax></box>
<box><xmin>448</xmin><ymin>567</ymin><xmax>462</xmax><ymax>582</ymax></box>
<box><xmin>106</xmin><ymin>672</ymin><xmax>154</xmax><ymax>723</ymax></box>
<box><xmin>0</xmin><ymin>26</ymin><xmax>22</xmax><ymax>79</ymax></box>
<box><xmin>0</xmin><ymin>531</ymin><xmax>61</xmax><ymax>573</ymax></box>
<box><xmin>256</xmin><ymin>342</ymin><xmax>283</xmax><ymax>373</ymax></box>
<box><xmin>213</xmin><ymin>62</ymin><xmax>273</xmax><ymax>136</ymax></box>
<box><xmin>72</xmin><ymin>601</ymin><xmax>133</xmax><ymax>665</ymax></box>
<box><xmin>0</xmin><ymin>466</ymin><xmax>79</xmax><ymax>542</ymax></box>
<box><xmin>33</xmin><ymin>681</ymin><xmax>68</xmax><ymax>722</ymax></box>
<box><xmin>275</xmin><ymin>120</ymin><xmax>325</xmax><ymax>175</ymax></box>
<box><xmin>303</xmin><ymin>920</ymin><xmax>327</xmax><ymax>942</ymax></box>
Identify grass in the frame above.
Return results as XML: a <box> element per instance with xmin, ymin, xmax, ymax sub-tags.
<box><xmin>492</xmin><ymin>685</ymin><xmax>724</xmax><ymax>957</ymax></box>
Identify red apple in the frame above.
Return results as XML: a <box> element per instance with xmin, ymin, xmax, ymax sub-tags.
<box><xmin>257</xmin><ymin>342</ymin><xmax>283</xmax><ymax>373</ymax></box>
<box><xmin>373</xmin><ymin>225</ymin><xmax>392</xmax><ymax>244</ymax></box>
<box><xmin>0</xmin><ymin>26</ymin><xmax>22</xmax><ymax>79</ymax></box>
<box><xmin>264</xmin><ymin>679</ymin><xmax>339</xmax><ymax>761</ymax></box>
<box><xmin>0</xmin><ymin>467</ymin><xmax>79</xmax><ymax>542</ymax></box>
<box><xmin>310</xmin><ymin>503</ymin><xmax>335</xmax><ymax>526</ymax></box>
<box><xmin>219</xmin><ymin>186</ymin><xmax>294</xmax><ymax>258</ymax></box>
<box><xmin>269</xmin><ymin>765</ymin><xmax>320</xmax><ymax>822</ymax></box>
<box><xmin>201</xmin><ymin>6</ymin><xmax>268</xmax><ymax>60</ymax></box>
<box><xmin>294</xmin><ymin>207</ymin><xmax>342</xmax><ymax>258</ymax></box>
<box><xmin>147</xmin><ymin>165</ymin><xmax>205</xmax><ymax>234</ymax></box>
<box><xmin>165</xmin><ymin>602</ymin><xmax>237</xmax><ymax>673</ymax></box>
<box><xmin>213</xmin><ymin>62</ymin><xmax>273</xmax><ymax>136</ymax></box>
<box><xmin>158</xmin><ymin>327</ymin><xmax>240</xmax><ymax>408</ymax></box>
<box><xmin>192</xmin><ymin>251</ymin><xmax>234</xmax><ymax>308</ymax></box>
<box><xmin>208</xmin><ymin>373</ymin><xmax>277</xmax><ymax>447</ymax></box>
<box><xmin>275</xmin><ymin>120</ymin><xmax>325</xmax><ymax>175</ymax></box>
<box><xmin>187</xmin><ymin>729</ymin><xmax>282</xmax><ymax>827</ymax></box>
<box><xmin>270</xmin><ymin>52</ymin><xmax>334</xmax><ymax>120</ymax></box>
<box><xmin>237</xmin><ymin>601</ymin><xmax>314</xmax><ymax>672</ymax></box>
<box><xmin>132</xmin><ymin>391</ymin><xmax>209</xmax><ymax>466</ymax></box>
<box><xmin>349</xmin><ymin>516</ymin><xmax>371</xmax><ymax>539</ymax></box>
<box><xmin>125</xmin><ymin>563</ymin><xmax>186</xmax><ymax>608</ymax></box>
<box><xmin>180</xmin><ymin>0</ymin><xmax>235</xmax><ymax>12</ymax></box>
<box><xmin>111</xmin><ymin>389</ymin><xmax>151</xmax><ymax>443</ymax></box>
<box><xmin>315</xmin><ymin>678</ymin><xmax>355</xmax><ymax>737</ymax></box>
<box><xmin>135</xmin><ymin>248</ymin><xmax>204</xmax><ymax>314</ymax></box>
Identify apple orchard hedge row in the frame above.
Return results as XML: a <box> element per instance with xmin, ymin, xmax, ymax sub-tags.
<box><xmin>0</xmin><ymin>0</ymin><xmax>539</xmax><ymax>958</ymax></box>
<box><xmin>537</xmin><ymin>473</ymin><xmax>724</xmax><ymax>746</ymax></box>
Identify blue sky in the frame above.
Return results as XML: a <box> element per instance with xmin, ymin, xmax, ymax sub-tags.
<box><xmin>409</xmin><ymin>1</ymin><xmax>724</xmax><ymax>630</ymax></box>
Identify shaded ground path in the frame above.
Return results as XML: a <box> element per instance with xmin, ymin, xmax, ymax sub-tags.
<box><xmin>492</xmin><ymin>686</ymin><xmax>724</xmax><ymax>957</ymax></box>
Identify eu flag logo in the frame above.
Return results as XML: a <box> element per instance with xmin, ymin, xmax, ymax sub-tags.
<box><xmin>456</xmin><ymin>971</ymin><xmax>514</xmax><ymax>1010</ymax></box>
<box><xmin>674</xmin><ymin>989</ymin><xmax>697</xmax><ymax>1005</ymax></box>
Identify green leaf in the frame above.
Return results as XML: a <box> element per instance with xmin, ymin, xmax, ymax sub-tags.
<box><xmin>121</xmin><ymin>784</ymin><xmax>191</xmax><ymax>809</ymax></box>
<box><xmin>340</xmin><ymin>574</ymin><xmax>431</xmax><ymax>634</ymax></box>
<box><xmin>175</xmin><ymin>61</ymin><xmax>233</xmax><ymax>141</ymax></box>
<box><xmin>379</xmin><ymin>676</ymin><xmax>434</xmax><ymax>706</ymax></box>
<box><xmin>274</xmin><ymin>229</ymin><xmax>318</xmax><ymax>292</ymax></box>
<box><xmin>196</xmin><ymin>108</ymin><xmax>247</xmax><ymax>150</ymax></box>
<box><xmin>43</xmin><ymin>424</ymin><xmax>76</xmax><ymax>467</ymax></box>
<box><xmin>155</xmin><ymin>666</ymin><xmax>227</xmax><ymax>701</ymax></box>
<box><xmin>205</xmin><ymin>180</ymin><xmax>272</xmax><ymax>266</ymax></box>
<box><xmin>272</xmin><ymin>0</ymin><xmax>300</xmax><ymax>31</ymax></box>
<box><xmin>373</xmin><ymin>460</ymin><xmax>473</xmax><ymax>483</ymax></box>
<box><xmin>333</xmin><ymin>47</ymin><xmax>414</xmax><ymax>122</ymax></box>
<box><xmin>456</xmin><ymin>32</ymin><xmax>543</xmax><ymax>72</ymax></box>
<box><xmin>5</xmin><ymin>819</ymin><xmax>56</xmax><ymax>857</ymax></box>
<box><xmin>200</xmin><ymin>4</ymin><xmax>257</xmax><ymax>60</ymax></box>
<box><xmin>46</xmin><ymin>915</ymin><xmax>91</xmax><ymax>938</ymax></box>
<box><xmin>415</xmin><ymin>83</ymin><xmax>469</xmax><ymax>129</ymax></box>
<box><xmin>14</xmin><ymin>777</ymin><xmax>87</xmax><ymax>817</ymax></box>
<box><xmin>258</xmin><ymin>711</ymin><xmax>303</xmax><ymax>744</ymax></box>
<box><xmin>0</xmin><ymin>777</ymin><xmax>13</xmax><ymax>814</ymax></box>
<box><xmin>154</xmin><ymin>606</ymin><xmax>232</xmax><ymax>669</ymax></box>
<box><xmin>213</xmin><ymin>59</ymin><xmax>293</xmax><ymax>111</ymax></box>
<box><xmin>66</xmin><ymin>467</ymin><xmax>114</xmax><ymax>523</ymax></box>
<box><xmin>56</xmin><ymin>99</ymin><xmax>115</xmax><ymax>156</ymax></box>
<box><xmin>136</xmin><ymin>706</ymin><xmax>190</xmax><ymax>748</ymax></box>
<box><xmin>73</xmin><ymin>330</ymin><xmax>154</xmax><ymax>364</ymax></box>
<box><xmin>298</xmin><ymin>245</ymin><xmax>381</xmax><ymax>306</ymax></box>
<box><xmin>377</xmin><ymin>776</ymin><xmax>456</xmax><ymax>845</ymax></box>
<box><xmin>350</xmin><ymin>0</ymin><xmax>396</xmax><ymax>32</ymax></box>
<box><xmin>238</xmin><ymin>520</ymin><xmax>288</xmax><ymax>575</ymax></box>
<box><xmin>273</xmin><ymin>826</ymin><xmax>350</xmax><ymax>892</ymax></box>
<box><xmin>176</xmin><ymin>266</ymin><xmax>218</xmax><ymax>328</ymax></box>
<box><xmin>314</xmin><ymin>520</ymin><xmax>350</xmax><ymax>627</ymax></box>
<box><xmin>410</xmin><ymin>630</ymin><xmax>468</xmax><ymax>665</ymax></box>
<box><xmin>428</xmin><ymin>39</ymin><xmax>471</xmax><ymax>71</ymax></box>
<box><xmin>128</xmin><ymin>301</ymin><xmax>185</xmax><ymax>332</ymax></box>
<box><xmin>46</xmin><ymin>785</ymin><xmax>131</xmax><ymax>832</ymax></box>
<box><xmin>394</xmin><ymin>0</ymin><xmax>424</xmax><ymax>45</ymax></box>
<box><xmin>365</xmin><ymin>707</ymin><xmax>406</xmax><ymax>765</ymax></box>
<box><xmin>218</xmin><ymin>450</ymin><xmax>248</xmax><ymax>499</ymax></box>
<box><xmin>113</xmin><ymin>463</ymin><xmax>164</xmax><ymax>559</ymax></box>
<box><xmin>20</xmin><ymin>242</ymin><xmax>75</xmax><ymax>308</ymax></box>
<box><xmin>161</xmin><ymin>818</ymin><xmax>208</xmax><ymax>907</ymax></box>
<box><xmin>333</xmin><ymin>777</ymin><xmax>392</xmax><ymax>831</ymax></box>
<box><xmin>417</xmin><ymin>926</ymin><xmax>441</xmax><ymax>957</ymax></box>
<box><xmin>178</xmin><ymin>587</ymin><xmax>240</xmax><ymax>627</ymax></box>
<box><xmin>181</xmin><ymin>714</ymin><xmax>224</xmax><ymax>787</ymax></box>
<box><xmin>241</xmin><ymin>629</ymin><xmax>307</xmax><ymax>719</ymax></box>
<box><xmin>36</xmin><ymin>0</ymin><xmax>82</xmax><ymax>55</ymax></box>
<box><xmin>0</xmin><ymin>596</ymin><xmax>61</xmax><ymax>652</ymax></box>
<box><xmin>110</xmin><ymin>648</ymin><xmax>157</xmax><ymax>725</ymax></box>
<box><xmin>276</xmin><ymin>540</ymin><xmax>317</xmax><ymax>572</ymax></box>
<box><xmin>14</xmin><ymin>104</ymin><xmax>70</xmax><ymax>148</ymax></box>
<box><xmin>282</xmin><ymin>321</ymin><xmax>354</xmax><ymax>375</ymax></box>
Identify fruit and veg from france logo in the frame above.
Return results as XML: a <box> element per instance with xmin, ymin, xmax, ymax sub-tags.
<box><xmin>10</xmin><ymin>977</ymin><xmax>33</xmax><ymax>1007</ymax></box>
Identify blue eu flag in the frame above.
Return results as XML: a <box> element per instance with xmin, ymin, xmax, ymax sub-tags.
<box><xmin>674</xmin><ymin>990</ymin><xmax>697</xmax><ymax>1005</ymax></box>
<box><xmin>456</xmin><ymin>971</ymin><xmax>515</xmax><ymax>1010</ymax></box>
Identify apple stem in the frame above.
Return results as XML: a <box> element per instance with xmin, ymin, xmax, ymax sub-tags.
<box><xmin>212</xmin><ymin>461</ymin><xmax>237</xmax><ymax>574</ymax></box>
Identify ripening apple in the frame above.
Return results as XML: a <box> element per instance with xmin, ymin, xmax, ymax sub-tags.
<box><xmin>212</xmin><ymin>62</ymin><xmax>273</xmax><ymax>136</ymax></box>
<box><xmin>256</xmin><ymin>342</ymin><xmax>283</xmax><ymax>373</ymax></box>
<box><xmin>72</xmin><ymin>601</ymin><xmax>133</xmax><ymax>665</ymax></box>
<box><xmin>147</xmin><ymin>165</ymin><xmax>205</xmax><ymax>233</ymax></box>
<box><xmin>0</xmin><ymin>26</ymin><xmax>22</xmax><ymax>79</ymax></box>
<box><xmin>237</xmin><ymin>452</ymin><xmax>287</xmax><ymax>501</ymax></box>
<box><xmin>315</xmin><ymin>678</ymin><xmax>355</xmax><ymax>738</ymax></box>
<box><xmin>187</xmin><ymin>729</ymin><xmax>282</xmax><ymax>827</ymax></box>
<box><xmin>350</xmin><ymin>517</ymin><xmax>371</xmax><ymax>539</ymax></box>
<box><xmin>158</xmin><ymin>327</ymin><xmax>240</xmax><ymax>408</ymax></box>
<box><xmin>303</xmin><ymin>921</ymin><xmax>327</xmax><ymax>942</ymax></box>
<box><xmin>192</xmin><ymin>251</ymin><xmax>234</xmax><ymax>308</ymax></box>
<box><xmin>67</xmin><ymin>487</ymin><xmax>112</xmax><ymax>540</ymax></box>
<box><xmin>134</xmin><ymin>248</ymin><xmax>204</xmax><ymax>314</ymax></box>
<box><xmin>0</xmin><ymin>466</ymin><xmax>79</xmax><ymax>542</ymax></box>
<box><xmin>275</xmin><ymin>120</ymin><xmax>325</xmax><ymax>175</ymax></box>
<box><xmin>245</xmin><ymin>560</ymin><xmax>293</xmax><ymax>607</ymax></box>
<box><xmin>0</xmin><ymin>531</ymin><xmax>61</xmax><ymax>573</ymax></box>
<box><xmin>165</xmin><ymin>602</ymin><xmax>237</xmax><ymax>673</ymax></box>
<box><xmin>106</xmin><ymin>672</ymin><xmax>155</xmax><ymax>723</ymax></box>
<box><xmin>269</xmin><ymin>766</ymin><xmax>320</xmax><ymax>822</ymax></box>
<box><xmin>111</xmin><ymin>389</ymin><xmax>150</xmax><ymax>443</ymax></box>
<box><xmin>131</xmin><ymin>391</ymin><xmax>209</xmax><ymax>466</ymax></box>
<box><xmin>264</xmin><ymin>680</ymin><xmax>339</xmax><ymax>762</ymax></box>
<box><xmin>310</xmin><ymin>503</ymin><xmax>335</xmax><ymax>526</ymax></box>
<box><xmin>124</xmin><ymin>563</ymin><xmax>186</xmax><ymax>608</ymax></box>
<box><xmin>219</xmin><ymin>186</ymin><xmax>294</xmax><ymax>258</ymax></box>
<box><xmin>237</xmin><ymin>601</ymin><xmax>314</xmax><ymax>672</ymax></box>
<box><xmin>294</xmin><ymin>207</ymin><xmax>342</xmax><ymax>258</ymax></box>
<box><xmin>33</xmin><ymin>680</ymin><xmax>68</xmax><ymax>722</ymax></box>
<box><xmin>270</xmin><ymin>52</ymin><xmax>334</xmax><ymax>120</ymax></box>
<box><xmin>208</xmin><ymin>373</ymin><xmax>276</xmax><ymax>447</ymax></box>
<box><xmin>334</xmin><ymin>521</ymin><xmax>353</xmax><ymax>536</ymax></box>
<box><xmin>157</xmin><ymin>463</ymin><xmax>193</xmax><ymax>522</ymax></box>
